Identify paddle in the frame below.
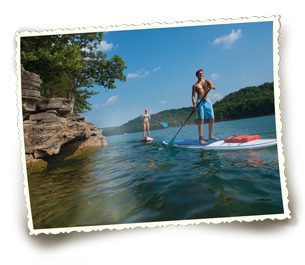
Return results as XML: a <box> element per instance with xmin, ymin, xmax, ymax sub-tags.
<box><xmin>160</xmin><ymin>122</ymin><xmax>168</xmax><ymax>128</ymax></box>
<box><xmin>167</xmin><ymin>86</ymin><xmax>213</xmax><ymax>147</ymax></box>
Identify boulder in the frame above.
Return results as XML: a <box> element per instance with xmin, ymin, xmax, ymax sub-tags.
<box><xmin>22</xmin><ymin>98</ymin><xmax>37</xmax><ymax>113</ymax></box>
<box><xmin>65</xmin><ymin>114</ymin><xmax>85</xmax><ymax>122</ymax></box>
<box><xmin>33</xmin><ymin>150</ymin><xmax>47</xmax><ymax>159</ymax></box>
<box><xmin>38</xmin><ymin>117</ymin><xmax>67</xmax><ymax>124</ymax></box>
<box><xmin>37</xmin><ymin>98</ymin><xmax>48</xmax><ymax>112</ymax></box>
<box><xmin>47</xmin><ymin>97</ymin><xmax>70</xmax><ymax>109</ymax></box>
<box><xmin>38</xmin><ymin>97</ymin><xmax>72</xmax><ymax>114</ymax></box>
<box><xmin>21</xmin><ymin>67</ymin><xmax>43</xmax><ymax>85</ymax></box>
<box><xmin>22</xmin><ymin>89</ymin><xmax>41</xmax><ymax>99</ymax></box>
<box><xmin>23</xmin><ymin>120</ymin><xmax>37</xmax><ymax>125</ymax></box>
<box><xmin>21</xmin><ymin>66</ymin><xmax>43</xmax><ymax>114</ymax></box>
<box><xmin>29</xmin><ymin>112</ymin><xmax>58</xmax><ymax>121</ymax></box>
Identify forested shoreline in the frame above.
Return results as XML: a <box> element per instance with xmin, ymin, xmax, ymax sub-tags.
<box><xmin>102</xmin><ymin>82</ymin><xmax>275</xmax><ymax>136</ymax></box>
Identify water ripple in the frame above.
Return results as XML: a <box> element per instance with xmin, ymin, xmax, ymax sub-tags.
<box><xmin>28</xmin><ymin>116</ymin><xmax>284</xmax><ymax>228</ymax></box>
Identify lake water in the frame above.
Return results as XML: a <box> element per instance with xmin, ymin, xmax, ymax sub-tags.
<box><xmin>28</xmin><ymin>115</ymin><xmax>283</xmax><ymax>229</ymax></box>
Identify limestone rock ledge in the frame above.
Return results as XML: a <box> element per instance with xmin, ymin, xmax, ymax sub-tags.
<box><xmin>21</xmin><ymin>66</ymin><xmax>107</xmax><ymax>170</ymax></box>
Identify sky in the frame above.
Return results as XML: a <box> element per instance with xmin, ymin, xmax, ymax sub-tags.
<box><xmin>83</xmin><ymin>21</ymin><xmax>274</xmax><ymax>128</ymax></box>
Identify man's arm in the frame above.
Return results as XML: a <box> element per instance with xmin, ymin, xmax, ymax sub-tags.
<box><xmin>206</xmin><ymin>80</ymin><xmax>216</xmax><ymax>89</ymax></box>
<box><xmin>192</xmin><ymin>85</ymin><xmax>196</xmax><ymax>108</ymax></box>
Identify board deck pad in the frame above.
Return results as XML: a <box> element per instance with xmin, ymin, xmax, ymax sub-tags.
<box><xmin>162</xmin><ymin>138</ymin><xmax>277</xmax><ymax>150</ymax></box>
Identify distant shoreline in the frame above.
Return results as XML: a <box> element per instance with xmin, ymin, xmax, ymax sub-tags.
<box><xmin>102</xmin><ymin>82</ymin><xmax>275</xmax><ymax>136</ymax></box>
<box><xmin>102</xmin><ymin>114</ymin><xmax>275</xmax><ymax>137</ymax></box>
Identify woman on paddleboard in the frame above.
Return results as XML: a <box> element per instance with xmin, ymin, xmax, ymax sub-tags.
<box><xmin>142</xmin><ymin>108</ymin><xmax>151</xmax><ymax>138</ymax></box>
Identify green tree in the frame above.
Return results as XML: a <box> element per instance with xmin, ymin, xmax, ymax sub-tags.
<box><xmin>21</xmin><ymin>33</ymin><xmax>127</xmax><ymax>114</ymax></box>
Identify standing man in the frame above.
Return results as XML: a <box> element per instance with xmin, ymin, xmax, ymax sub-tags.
<box><xmin>192</xmin><ymin>69</ymin><xmax>218</xmax><ymax>145</ymax></box>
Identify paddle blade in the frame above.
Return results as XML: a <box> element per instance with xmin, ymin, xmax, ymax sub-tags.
<box><xmin>166</xmin><ymin>137</ymin><xmax>176</xmax><ymax>148</ymax></box>
<box><xmin>160</xmin><ymin>122</ymin><xmax>168</xmax><ymax>128</ymax></box>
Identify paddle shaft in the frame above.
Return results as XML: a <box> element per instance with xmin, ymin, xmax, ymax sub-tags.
<box><xmin>169</xmin><ymin>87</ymin><xmax>213</xmax><ymax>143</ymax></box>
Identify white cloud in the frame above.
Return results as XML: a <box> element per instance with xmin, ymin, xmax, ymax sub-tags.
<box><xmin>94</xmin><ymin>95</ymin><xmax>119</xmax><ymax>108</ymax></box>
<box><xmin>209</xmin><ymin>93</ymin><xmax>223</xmax><ymax>103</ymax></box>
<box><xmin>127</xmin><ymin>66</ymin><xmax>161</xmax><ymax>80</ymax></box>
<box><xmin>213</xmin><ymin>29</ymin><xmax>242</xmax><ymax>49</ymax></box>
<box><xmin>81</xmin><ymin>39</ymin><xmax>117</xmax><ymax>53</ymax></box>
<box><xmin>127</xmin><ymin>69</ymin><xmax>150</xmax><ymax>79</ymax></box>
<box><xmin>152</xmin><ymin>66</ymin><xmax>161</xmax><ymax>72</ymax></box>
<box><xmin>105</xmin><ymin>95</ymin><xmax>119</xmax><ymax>104</ymax></box>
<box><xmin>159</xmin><ymin>100</ymin><xmax>167</xmax><ymax>105</ymax></box>
<box><xmin>211</xmin><ymin>73</ymin><xmax>220</xmax><ymax>80</ymax></box>
<box><xmin>97</xmin><ymin>40</ymin><xmax>114</xmax><ymax>52</ymax></box>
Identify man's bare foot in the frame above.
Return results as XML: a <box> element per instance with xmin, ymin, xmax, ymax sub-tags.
<box><xmin>200</xmin><ymin>139</ymin><xmax>207</xmax><ymax>145</ymax></box>
<box><xmin>209</xmin><ymin>136</ymin><xmax>219</xmax><ymax>140</ymax></box>
<box><xmin>199</xmin><ymin>136</ymin><xmax>206</xmax><ymax>145</ymax></box>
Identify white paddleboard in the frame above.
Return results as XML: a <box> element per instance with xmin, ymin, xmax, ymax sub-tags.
<box><xmin>162</xmin><ymin>139</ymin><xmax>277</xmax><ymax>150</ymax></box>
<box><xmin>142</xmin><ymin>136</ymin><xmax>154</xmax><ymax>143</ymax></box>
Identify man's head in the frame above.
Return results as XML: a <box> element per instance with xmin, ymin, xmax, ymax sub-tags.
<box><xmin>196</xmin><ymin>69</ymin><xmax>204</xmax><ymax>78</ymax></box>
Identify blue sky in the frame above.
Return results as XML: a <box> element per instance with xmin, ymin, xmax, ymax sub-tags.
<box><xmin>84</xmin><ymin>21</ymin><xmax>274</xmax><ymax>128</ymax></box>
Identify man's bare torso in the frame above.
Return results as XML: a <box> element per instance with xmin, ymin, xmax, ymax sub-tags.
<box><xmin>193</xmin><ymin>80</ymin><xmax>209</xmax><ymax>99</ymax></box>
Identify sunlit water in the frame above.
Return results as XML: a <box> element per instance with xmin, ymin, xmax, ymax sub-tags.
<box><xmin>28</xmin><ymin>115</ymin><xmax>283</xmax><ymax>229</ymax></box>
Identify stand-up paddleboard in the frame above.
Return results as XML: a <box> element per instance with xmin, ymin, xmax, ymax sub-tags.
<box><xmin>141</xmin><ymin>136</ymin><xmax>154</xmax><ymax>143</ymax></box>
<box><xmin>162</xmin><ymin>136</ymin><xmax>277</xmax><ymax>150</ymax></box>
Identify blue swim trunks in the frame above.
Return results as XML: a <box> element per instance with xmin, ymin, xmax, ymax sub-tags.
<box><xmin>197</xmin><ymin>98</ymin><xmax>214</xmax><ymax>120</ymax></box>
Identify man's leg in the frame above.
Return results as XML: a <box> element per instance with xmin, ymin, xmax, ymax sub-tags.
<box><xmin>209</xmin><ymin>119</ymin><xmax>218</xmax><ymax>140</ymax></box>
<box><xmin>197</xmin><ymin>101</ymin><xmax>206</xmax><ymax>144</ymax></box>
<box><xmin>208</xmin><ymin>119</ymin><xmax>214</xmax><ymax>139</ymax></box>
<box><xmin>205</xmin><ymin>99</ymin><xmax>218</xmax><ymax>140</ymax></box>
<box><xmin>198</xmin><ymin>119</ymin><xmax>206</xmax><ymax>144</ymax></box>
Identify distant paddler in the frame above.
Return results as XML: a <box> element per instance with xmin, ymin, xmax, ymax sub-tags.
<box><xmin>141</xmin><ymin>108</ymin><xmax>153</xmax><ymax>142</ymax></box>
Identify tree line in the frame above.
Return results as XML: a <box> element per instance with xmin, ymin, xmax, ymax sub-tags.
<box><xmin>102</xmin><ymin>82</ymin><xmax>275</xmax><ymax>136</ymax></box>
<box><xmin>213</xmin><ymin>82</ymin><xmax>275</xmax><ymax>120</ymax></box>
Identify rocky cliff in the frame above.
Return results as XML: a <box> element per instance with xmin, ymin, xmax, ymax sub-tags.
<box><xmin>21</xmin><ymin>66</ymin><xmax>107</xmax><ymax>169</ymax></box>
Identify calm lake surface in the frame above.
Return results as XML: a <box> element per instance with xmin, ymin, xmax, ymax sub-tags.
<box><xmin>28</xmin><ymin>115</ymin><xmax>283</xmax><ymax>229</ymax></box>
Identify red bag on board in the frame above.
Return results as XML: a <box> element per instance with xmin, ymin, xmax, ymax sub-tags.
<box><xmin>224</xmin><ymin>135</ymin><xmax>260</xmax><ymax>143</ymax></box>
